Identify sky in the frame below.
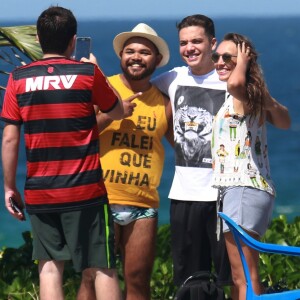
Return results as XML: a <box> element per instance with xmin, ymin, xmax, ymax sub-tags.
<box><xmin>1</xmin><ymin>0</ymin><xmax>300</xmax><ymax>23</ymax></box>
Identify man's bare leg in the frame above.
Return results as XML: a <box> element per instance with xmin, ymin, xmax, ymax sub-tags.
<box><xmin>39</xmin><ymin>260</ymin><xmax>64</xmax><ymax>300</ymax></box>
<box><xmin>95</xmin><ymin>268</ymin><xmax>122</xmax><ymax>300</ymax></box>
<box><xmin>77</xmin><ymin>267</ymin><xmax>121</xmax><ymax>300</ymax></box>
<box><xmin>77</xmin><ymin>224</ymin><xmax>122</xmax><ymax>300</ymax></box>
<box><xmin>120</xmin><ymin>217</ymin><xmax>157</xmax><ymax>300</ymax></box>
<box><xmin>77</xmin><ymin>268</ymin><xmax>97</xmax><ymax>300</ymax></box>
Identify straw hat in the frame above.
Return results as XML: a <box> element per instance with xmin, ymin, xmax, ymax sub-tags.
<box><xmin>113</xmin><ymin>23</ymin><xmax>170</xmax><ymax>67</ymax></box>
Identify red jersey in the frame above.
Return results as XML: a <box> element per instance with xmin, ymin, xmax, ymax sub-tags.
<box><xmin>1</xmin><ymin>57</ymin><xmax>118</xmax><ymax>213</ymax></box>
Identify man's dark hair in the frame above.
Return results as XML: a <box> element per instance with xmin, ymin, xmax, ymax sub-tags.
<box><xmin>177</xmin><ymin>14</ymin><xmax>215</xmax><ymax>39</ymax></box>
<box><xmin>37</xmin><ymin>6</ymin><xmax>77</xmax><ymax>55</ymax></box>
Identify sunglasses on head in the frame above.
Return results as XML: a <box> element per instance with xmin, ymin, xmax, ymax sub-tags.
<box><xmin>211</xmin><ymin>52</ymin><xmax>237</xmax><ymax>64</ymax></box>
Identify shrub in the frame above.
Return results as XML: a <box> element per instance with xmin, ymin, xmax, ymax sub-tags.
<box><xmin>260</xmin><ymin>215</ymin><xmax>300</xmax><ymax>290</ymax></box>
<box><xmin>0</xmin><ymin>215</ymin><xmax>299</xmax><ymax>299</ymax></box>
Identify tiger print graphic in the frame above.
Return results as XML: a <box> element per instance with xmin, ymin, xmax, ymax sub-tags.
<box><xmin>174</xmin><ymin>105</ymin><xmax>213</xmax><ymax>167</ymax></box>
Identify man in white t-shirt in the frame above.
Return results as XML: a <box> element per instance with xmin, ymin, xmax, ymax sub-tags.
<box><xmin>152</xmin><ymin>14</ymin><xmax>232</xmax><ymax>288</ymax></box>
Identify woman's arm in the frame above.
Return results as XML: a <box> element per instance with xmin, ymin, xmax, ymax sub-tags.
<box><xmin>227</xmin><ymin>42</ymin><xmax>251</xmax><ymax>115</ymax></box>
<box><xmin>264</xmin><ymin>94</ymin><xmax>291</xmax><ymax>129</ymax></box>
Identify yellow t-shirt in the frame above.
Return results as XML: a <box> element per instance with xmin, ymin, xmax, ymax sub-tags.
<box><xmin>99</xmin><ymin>74</ymin><xmax>168</xmax><ymax>208</ymax></box>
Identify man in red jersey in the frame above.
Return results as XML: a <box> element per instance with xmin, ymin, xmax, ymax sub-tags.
<box><xmin>1</xmin><ymin>6</ymin><xmax>124</xmax><ymax>300</ymax></box>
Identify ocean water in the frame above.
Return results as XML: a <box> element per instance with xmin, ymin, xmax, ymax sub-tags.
<box><xmin>0</xmin><ymin>17</ymin><xmax>299</xmax><ymax>248</ymax></box>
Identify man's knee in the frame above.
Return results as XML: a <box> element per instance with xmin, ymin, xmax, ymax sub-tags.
<box><xmin>125</xmin><ymin>264</ymin><xmax>152</xmax><ymax>286</ymax></box>
<box><xmin>39</xmin><ymin>260</ymin><xmax>64</xmax><ymax>276</ymax></box>
<box><xmin>95</xmin><ymin>268</ymin><xmax>119</xmax><ymax>279</ymax></box>
<box><xmin>77</xmin><ymin>269</ymin><xmax>97</xmax><ymax>300</ymax></box>
<box><xmin>81</xmin><ymin>268</ymin><xmax>96</xmax><ymax>284</ymax></box>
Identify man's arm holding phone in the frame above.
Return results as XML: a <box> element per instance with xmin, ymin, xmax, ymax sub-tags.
<box><xmin>2</xmin><ymin>124</ymin><xmax>26</xmax><ymax>221</ymax></box>
<box><xmin>74</xmin><ymin>37</ymin><xmax>91</xmax><ymax>60</ymax></box>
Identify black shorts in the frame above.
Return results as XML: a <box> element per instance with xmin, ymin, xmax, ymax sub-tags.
<box><xmin>170</xmin><ymin>200</ymin><xmax>232</xmax><ymax>286</ymax></box>
<box><xmin>29</xmin><ymin>204</ymin><xmax>116</xmax><ymax>272</ymax></box>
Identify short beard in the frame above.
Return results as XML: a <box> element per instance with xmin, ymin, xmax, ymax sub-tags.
<box><xmin>121</xmin><ymin>64</ymin><xmax>156</xmax><ymax>81</ymax></box>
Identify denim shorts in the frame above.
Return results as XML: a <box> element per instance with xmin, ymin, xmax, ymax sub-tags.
<box><xmin>221</xmin><ymin>186</ymin><xmax>274</xmax><ymax>237</ymax></box>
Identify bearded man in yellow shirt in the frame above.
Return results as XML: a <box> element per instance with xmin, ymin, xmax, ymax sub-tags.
<box><xmin>78</xmin><ymin>23</ymin><xmax>173</xmax><ymax>300</ymax></box>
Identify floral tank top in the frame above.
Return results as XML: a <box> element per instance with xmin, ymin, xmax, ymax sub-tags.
<box><xmin>211</xmin><ymin>94</ymin><xmax>275</xmax><ymax>196</ymax></box>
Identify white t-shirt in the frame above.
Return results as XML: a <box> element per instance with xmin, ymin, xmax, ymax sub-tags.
<box><xmin>153</xmin><ymin>66</ymin><xmax>226</xmax><ymax>201</ymax></box>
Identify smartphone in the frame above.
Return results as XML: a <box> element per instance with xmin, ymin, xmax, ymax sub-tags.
<box><xmin>9</xmin><ymin>197</ymin><xmax>26</xmax><ymax>221</ymax></box>
<box><xmin>74</xmin><ymin>37</ymin><xmax>91</xmax><ymax>60</ymax></box>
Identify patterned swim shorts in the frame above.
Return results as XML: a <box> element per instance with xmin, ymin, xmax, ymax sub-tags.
<box><xmin>110</xmin><ymin>204</ymin><xmax>158</xmax><ymax>226</ymax></box>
